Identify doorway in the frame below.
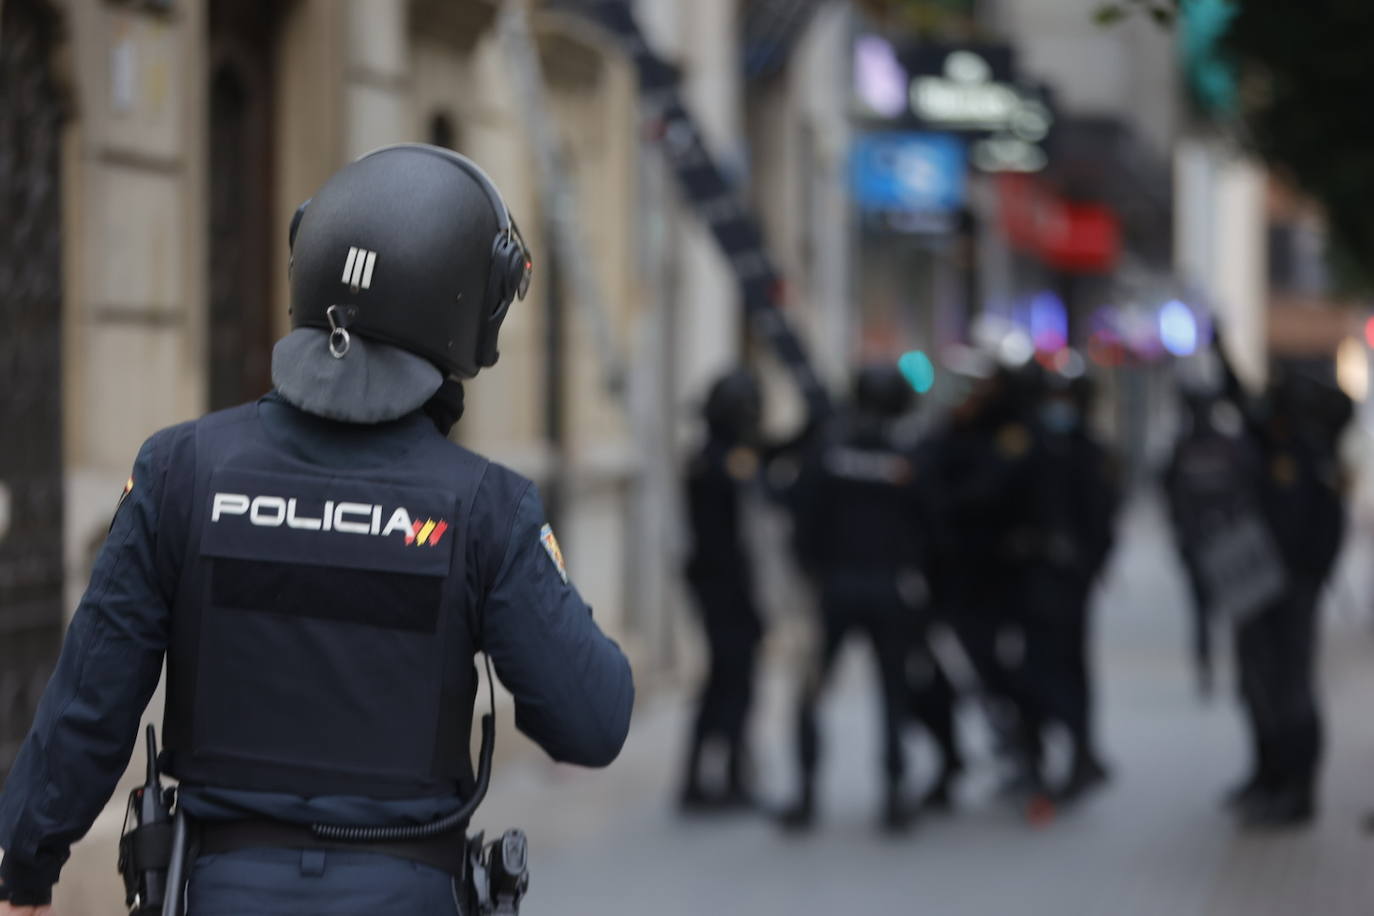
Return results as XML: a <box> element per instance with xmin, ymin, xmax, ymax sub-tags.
<box><xmin>0</xmin><ymin>0</ymin><xmax>67</xmax><ymax>779</ymax></box>
<box><xmin>207</xmin><ymin>0</ymin><xmax>280</xmax><ymax>409</ymax></box>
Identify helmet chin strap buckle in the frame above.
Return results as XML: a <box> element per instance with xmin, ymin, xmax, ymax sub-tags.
<box><xmin>326</xmin><ymin>305</ymin><xmax>352</xmax><ymax>359</ymax></box>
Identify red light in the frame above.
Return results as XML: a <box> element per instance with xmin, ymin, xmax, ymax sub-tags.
<box><xmin>1087</xmin><ymin>332</ymin><xmax>1124</xmax><ymax>368</ymax></box>
<box><xmin>1363</xmin><ymin>316</ymin><xmax>1374</xmax><ymax>349</ymax></box>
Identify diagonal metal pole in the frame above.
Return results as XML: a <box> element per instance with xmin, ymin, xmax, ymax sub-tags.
<box><xmin>501</xmin><ymin>0</ymin><xmax>680</xmax><ymax>657</ymax></box>
<box><xmin>548</xmin><ymin>0</ymin><xmax>833</xmax><ymax>425</ymax></box>
<box><xmin>499</xmin><ymin>0</ymin><xmax>630</xmax><ymax>407</ymax></box>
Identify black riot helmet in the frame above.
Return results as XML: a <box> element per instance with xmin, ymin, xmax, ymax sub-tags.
<box><xmin>703</xmin><ymin>368</ymin><xmax>763</xmax><ymax>444</ymax></box>
<box><xmin>288</xmin><ymin>144</ymin><xmax>532</xmax><ymax>379</ymax></box>
<box><xmin>853</xmin><ymin>363</ymin><xmax>915</xmax><ymax>419</ymax></box>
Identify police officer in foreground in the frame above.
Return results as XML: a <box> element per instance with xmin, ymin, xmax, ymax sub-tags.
<box><xmin>0</xmin><ymin>144</ymin><xmax>634</xmax><ymax>913</ymax></box>
<box><xmin>781</xmin><ymin>365</ymin><xmax>927</xmax><ymax>833</ymax></box>
<box><xmin>678</xmin><ymin>370</ymin><xmax>766</xmax><ymax>811</ymax></box>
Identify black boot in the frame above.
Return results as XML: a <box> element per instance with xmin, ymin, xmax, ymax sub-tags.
<box><xmin>1221</xmin><ymin>772</ymin><xmax>1268</xmax><ymax>811</ymax></box>
<box><xmin>679</xmin><ymin>779</ymin><xmax>719</xmax><ymax>813</ymax></box>
<box><xmin>920</xmin><ymin>764</ymin><xmax>963</xmax><ymax>813</ymax></box>
<box><xmin>1226</xmin><ymin>729</ymin><xmax>1277</xmax><ymax>811</ymax></box>
<box><xmin>722</xmin><ymin>742</ymin><xmax>755</xmax><ymax>810</ymax></box>
<box><xmin>1240</xmin><ymin>785</ymin><xmax>1315</xmax><ymax>830</ymax></box>
<box><xmin>778</xmin><ymin>785</ymin><xmax>816</xmax><ymax>833</ymax></box>
<box><xmin>678</xmin><ymin>725</ymin><xmax>710</xmax><ymax>813</ymax></box>
<box><xmin>882</xmin><ymin>785</ymin><xmax>918</xmax><ymax>835</ymax></box>
<box><xmin>1057</xmin><ymin>754</ymin><xmax>1111</xmax><ymax>804</ymax></box>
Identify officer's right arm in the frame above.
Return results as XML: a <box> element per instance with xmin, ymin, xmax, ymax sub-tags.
<box><xmin>0</xmin><ymin>431</ymin><xmax>173</xmax><ymax>910</ymax></box>
<box><xmin>479</xmin><ymin>484</ymin><xmax>634</xmax><ymax>767</ymax></box>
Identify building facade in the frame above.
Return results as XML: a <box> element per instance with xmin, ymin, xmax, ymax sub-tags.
<box><xmin>2</xmin><ymin>0</ymin><xmax>769</xmax><ymax>907</ymax></box>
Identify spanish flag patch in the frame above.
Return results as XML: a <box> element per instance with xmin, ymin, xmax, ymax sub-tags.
<box><xmin>540</xmin><ymin>523</ymin><xmax>568</xmax><ymax>584</ymax></box>
<box><xmin>110</xmin><ymin>475</ymin><xmax>134</xmax><ymax>531</ymax></box>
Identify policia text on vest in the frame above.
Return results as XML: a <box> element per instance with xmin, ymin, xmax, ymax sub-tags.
<box><xmin>210</xmin><ymin>490</ymin><xmax>451</xmax><ymax>543</ymax></box>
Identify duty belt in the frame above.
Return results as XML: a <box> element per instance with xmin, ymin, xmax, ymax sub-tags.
<box><xmin>197</xmin><ymin>818</ymin><xmax>470</xmax><ymax>878</ymax></box>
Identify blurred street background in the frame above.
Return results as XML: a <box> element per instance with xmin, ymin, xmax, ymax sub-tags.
<box><xmin>5</xmin><ymin>0</ymin><xmax>1374</xmax><ymax>912</ymax></box>
<box><xmin>477</xmin><ymin>495</ymin><xmax>1374</xmax><ymax>916</ymax></box>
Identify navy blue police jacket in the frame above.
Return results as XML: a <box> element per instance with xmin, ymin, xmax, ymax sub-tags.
<box><xmin>0</xmin><ymin>392</ymin><xmax>635</xmax><ymax>901</ymax></box>
<box><xmin>791</xmin><ymin>416</ymin><xmax>927</xmax><ymax>582</ymax></box>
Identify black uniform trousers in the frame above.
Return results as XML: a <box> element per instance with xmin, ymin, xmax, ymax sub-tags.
<box><xmin>946</xmin><ymin>577</ymin><xmax>1031</xmax><ymax>737</ymax></box>
<box><xmin>1022</xmin><ymin>569</ymin><xmax>1098</xmax><ymax>765</ymax></box>
<box><xmin>796</xmin><ymin>576</ymin><xmax>912</xmax><ymax>789</ymax></box>
<box><xmin>1180</xmin><ymin>552</ymin><xmax>1214</xmax><ymax>692</ymax></box>
<box><xmin>945</xmin><ymin>570</ymin><xmax>1074</xmax><ymax>779</ymax></box>
<box><xmin>1235</xmin><ymin>578</ymin><xmax>1323</xmax><ymax>795</ymax></box>
<box><xmin>905</xmin><ymin>628</ymin><xmax>962</xmax><ymax>775</ymax></box>
<box><xmin>684</xmin><ymin>572</ymin><xmax>762</xmax><ymax>793</ymax></box>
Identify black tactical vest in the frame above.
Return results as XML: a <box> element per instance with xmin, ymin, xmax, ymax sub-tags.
<box><xmin>814</xmin><ymin>426</ymin><xmax>921</xmax><ymax>573</ymax></box>
<box><xmin>162</xmin><ymin>404</ymin><xmax>487</xmax><ymax>800</ymax></box>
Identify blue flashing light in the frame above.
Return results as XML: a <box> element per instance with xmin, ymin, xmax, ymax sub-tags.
<box><xmin>1159</xmin><ymin>299</ymin><xmax>1199</xmax><ymax>357</ymax></box>
<box><xmin>1029</xmin><ymin>290</ymin><xmax>1068</xmax><ymax>353</ymax></box>
<box><xmin>898</xmin><ymin>350</ymin><xmax>936</xmax><ymax>394</ymax></box>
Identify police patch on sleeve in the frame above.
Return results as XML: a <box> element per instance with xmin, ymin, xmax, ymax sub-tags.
<box><xmin>540</xmin><ymin>523</ymin><xmax>568</xmax><ymax>584</ymax></box>
<box><xmin>109</xmin><ymin>475</ymin><xmax>134</xmax><ymax>531</ymax></box>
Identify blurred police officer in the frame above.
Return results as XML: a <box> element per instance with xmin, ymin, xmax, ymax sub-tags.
<box><xmin>1022</xmin><ymin>374</ymin><xmax>1119</xmax><ymax>801</ymax></box>
<box><xmin>679</xmin><ymin>369</ymin><xmax>766</xmax><ymax>811</ymax></box>
<box><xmin>1164</xmin><ymin>387</ymin><xmax>1249</xmax><ymax>699</ymax></box>
<box><xmin>923</xmin><ymin>364</ymin><xmax>1043</xmax><ymax>793</ymax></box>
<box><xmin>781</xmin><ymin>365</ymin><xmax>926</xmax><ymax>833</ymax></box>
<box><xmin>1229</xmin><ymin>366</ymin><xmax>1350</xmax><ymax>828</ymax></box>
<box><xmin>0</xmin><ymin>144</ymin><xmax>634</xmax><ymax>914</ymax></box>
<box><xmin>901</xmin><ymin>616</ymin><xmax>965</xmax><ymax>811</ymax></box>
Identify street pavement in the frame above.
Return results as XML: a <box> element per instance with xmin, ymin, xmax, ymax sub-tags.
<box><xmin>480</xmin><ymin>495</ymin><xmax>1374</xmax><ymax>916</ymax></box>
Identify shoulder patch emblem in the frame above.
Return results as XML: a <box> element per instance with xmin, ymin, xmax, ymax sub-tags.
<box><xmin>110</xmin><ymin>475</ymin><xmax>134</xmax><ymax>532</ymax></box>
<box><xmin>725</xmin><ymin>447</ymin><xmax>760</xmax><ymax>481</ymax></box>
<box><xmin>540</xmin><ymin>523</ymin><xmax>568</xmax><ymax>583</ymax></box>
<box><xmin>996</xmin><ymin>423</ymin><xmax>1031</xmax><ymax>459</ymax></box>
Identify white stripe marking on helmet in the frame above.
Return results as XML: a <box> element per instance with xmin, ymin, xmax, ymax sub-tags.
<box><xmin>360</xmin><ymin>251</ymin><xmax>377</xmax><ymax>290</ymax></box>
<box><xmin>351</xmin><ymin>250</ymin><xmax>368</xmax><ymax>288</ymax></box>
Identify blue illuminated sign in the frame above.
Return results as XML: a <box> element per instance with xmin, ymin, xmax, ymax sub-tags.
<box><xmin>851</xmin><ymin>132</ymin><xmax>966</xmax><ymax>214</ymax></box>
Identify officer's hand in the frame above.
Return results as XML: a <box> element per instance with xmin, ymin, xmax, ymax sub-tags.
<box><xmin>0</xmin><ymin>905</ymin><xmax>54</xmax><ymax>915</ymax></box>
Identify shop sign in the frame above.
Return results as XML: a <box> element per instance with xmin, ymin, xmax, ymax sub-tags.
<box><xmin>997</xmin><ymin>174</ymin><xmax>1121</xmax><ymax>274</ymax></box>
<box><xmin>851</xmin><ymin>132</ymin><xmax>966</xmax><ymax>215</ymax></box>
<box><xmin>853</xmin><ymin>38</ymin><xmax>1052</xmax><ymax>173</ymax></box>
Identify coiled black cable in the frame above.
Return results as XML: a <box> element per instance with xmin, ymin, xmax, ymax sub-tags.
<box><xmin>312</xmin><ymin>653</ymin><xmax>497</xmax><ymax>842</ymax></box>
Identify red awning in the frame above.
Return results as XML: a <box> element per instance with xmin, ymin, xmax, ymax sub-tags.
<box><xmin>996</xmin><ymin>174</ymin><xmax>1121</xmax><ymax>274</ymax></box>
